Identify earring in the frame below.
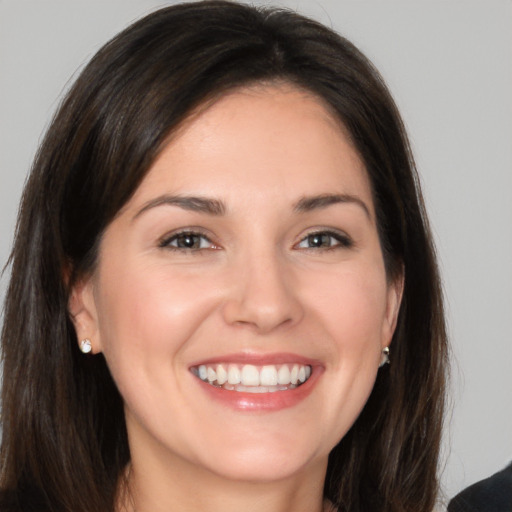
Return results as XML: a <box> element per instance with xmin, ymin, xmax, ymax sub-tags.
<box><xmin>80</xmin><ymin>338</ymin><xmax>92</xmax><ymax>354</ymax></box>
<box><xmin>379</xmin><ymin>346</ymin><xmax>390</xmax><ymax>367</ymax></box>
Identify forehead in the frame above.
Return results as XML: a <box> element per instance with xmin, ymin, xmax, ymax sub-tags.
<box><xmin>126</xmin><ymin>84</ymin><xmax>373</xmax><ymax>215</ymax></box>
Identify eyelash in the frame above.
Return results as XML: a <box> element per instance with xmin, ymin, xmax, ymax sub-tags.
<box><xmin>295</xmin><ymin>230</ymin><xmax>353</xmax><ymax>251</ymax></box>
<box><xmin>158</xmin><ymin>229</ymin><xmax>353</xmax><ymax>253</ymax></box>
<box><xmin>158</xmin><ymin>231</ymin><xmax>217</xmax><ymax>252</ymax></box>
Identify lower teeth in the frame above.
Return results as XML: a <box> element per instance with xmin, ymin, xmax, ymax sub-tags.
<box><xmin>209</xmin><ymin>383</ymin><xmax>298</xmax><ymax>393</ymax></box>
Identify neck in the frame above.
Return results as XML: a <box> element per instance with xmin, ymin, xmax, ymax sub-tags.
<box><xmin>119</xmin><ymin>407</ymin><xmax>333</xmax><ymax>512</ymax></box>
<box><xmin>120</xmin><ymin>452</ymin><xmax>329</xmax><ymax>512</ymax></box>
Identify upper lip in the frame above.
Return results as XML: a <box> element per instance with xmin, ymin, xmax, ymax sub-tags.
<box><xmin>188</xmin><ymin>352</ymin><xmax>322</xmax><ymax>369</ymax></box>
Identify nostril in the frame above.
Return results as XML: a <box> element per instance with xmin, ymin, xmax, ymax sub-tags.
<box><xmin>222</xmin><ymin>293</ymin><xmax>301</xmax><ymax>332</ymax></box>
<box><xmin>221</xmin><ymin>259</ymin><xmax>304</xmax><ymax>332</ymax></box>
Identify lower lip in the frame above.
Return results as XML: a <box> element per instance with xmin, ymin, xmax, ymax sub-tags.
<box><xmin>194</xmin><ymin>367</ymin><xmax>323</xmax><ymax>411</ymax></box>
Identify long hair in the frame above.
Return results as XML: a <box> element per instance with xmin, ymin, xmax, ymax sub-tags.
<box><xmin>0</xmin><ymin>2</ymin><xmax>448</xmax><ymax>511</ymax></box>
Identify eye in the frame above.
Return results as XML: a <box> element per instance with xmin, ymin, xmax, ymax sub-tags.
<box><xmin>296</xmin><ymin>230</ymin><xmax>353</xmax><ymax>250</ymax></box>
<box><xmin>159</xmin><ymin>231</ymin><xmax>217</xmax><ymax>251</ymax></box>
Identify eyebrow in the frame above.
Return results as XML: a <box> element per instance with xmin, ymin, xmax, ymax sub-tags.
<box><xmin>293</xmin><ymin>193</ymin><xmax>371</xmax><ymax>218</ymax></box>
<box><xmin>133</xmin><ymin>195</ymin><xmax>226</xmax><ymax>220</ymax></box>
<box><xmin>133</xmin><ymin>192</ymin><xmax>371</xmax><ymax>221</ymax></box>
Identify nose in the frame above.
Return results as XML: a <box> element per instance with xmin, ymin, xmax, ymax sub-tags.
<box><xmin>222</xmin><ymin>249</ymin><xmax>304</xmax><ymax>334</ymax></box>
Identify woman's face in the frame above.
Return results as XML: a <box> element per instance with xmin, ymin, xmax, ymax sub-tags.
<box><xmin>72</xmin><ymin>85</ymin><xmax>402</xmax><ymax>483</ymax></box>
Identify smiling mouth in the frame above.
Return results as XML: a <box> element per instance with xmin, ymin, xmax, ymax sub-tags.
<box><xmin>190</xmin><ymin>363</ymin><xmax>312</xmax><ymax>393</ymax></box>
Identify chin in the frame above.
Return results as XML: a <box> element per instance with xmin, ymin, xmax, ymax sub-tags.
<box><xmin>204</xmin><ymin>450</ymin><xmax>322</xmax><ymax>483</ymax></box>
<box><xmin>186</xmin><ymin>425</ymin><xmax>331</xmax><ymax>483</ymax></box>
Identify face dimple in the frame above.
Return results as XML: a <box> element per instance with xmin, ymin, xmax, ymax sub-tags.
<box><xmin>79</xmin><ymin>84</ymin><xmax>401</xmax><ymax>487</ymax></box>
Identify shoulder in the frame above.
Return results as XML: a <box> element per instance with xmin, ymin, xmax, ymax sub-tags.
<box><xmin>448</xmin><ymin>463</ymin><xmax>512</xmax><ymax>512</ymax></box>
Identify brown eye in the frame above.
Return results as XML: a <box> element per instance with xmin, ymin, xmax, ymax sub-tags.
<box><xmin>297</xmin><ymin>231</ymin><xmax>352</xmax><ymax>250</ymax></box>
<box><xmin>160</xmin><ymin>232</ymin><xmax>214</xmax><ymax>250</ymax></box>
<box><xmin>306</xmin><ymin>233</ymin><xmax>333</xmax><ymax>248</ymax></box>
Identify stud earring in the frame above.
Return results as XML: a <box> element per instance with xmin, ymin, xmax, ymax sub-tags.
<box><xmin>379</xmin><ymin>346</ymin><xmax>390</xmax><ymax>367</ymax></box>
<box><xmin>80</xmin><ymin>338</ymin><xmax>92</xmax><ymax>354</ymax></box>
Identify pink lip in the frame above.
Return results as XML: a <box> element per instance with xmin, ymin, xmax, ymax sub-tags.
<box><xmin>189</xmin><ymin>352</ymin><xmax>324</xmax><ymax>412</ymax></box>
<box><xmin>189</xmin><ymin>351</ymin><xmax>320</xmax><ymax>367</ymax></box>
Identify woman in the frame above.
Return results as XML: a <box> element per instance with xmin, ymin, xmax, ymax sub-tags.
<box><xmin>0</xmin><ymin>2</ymin><xmax>448</xmax><ymax>511</ymax></box>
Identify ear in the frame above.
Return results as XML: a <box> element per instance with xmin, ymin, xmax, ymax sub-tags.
<box><xmin>68</xmin><ymin>275</ymin><xmax>103</xmax><ymax>354</ymax></box>
<box><xmin>382</xmin><ymin>269</ymin><xmax>404</xmax><ymax>349</ymax></box>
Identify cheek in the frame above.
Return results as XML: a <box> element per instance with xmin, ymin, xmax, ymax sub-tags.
<box><xmin>301</xmin><ymin>269</ymin><xmax>388</xmax><ymax>443</ymax></box>
<box><xmin>303</xmin><ymin>265</ymin><xmax>389</xmax><ymax>350</ymax></box>
<box><xmin>92</xmin><ymin>262</ymin><xmax>226</xmax><ymax>441</ymax></box>
<box><xmin>93</xmin><ymin>261</ymin><xmax>221</xmax><ymax>377</ymax></box>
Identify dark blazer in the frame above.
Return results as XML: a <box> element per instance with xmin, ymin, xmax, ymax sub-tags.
<box><xmin>448</xmin><ymin>463</ymin><xmax>512</xmax><ymax>512</ymax></box>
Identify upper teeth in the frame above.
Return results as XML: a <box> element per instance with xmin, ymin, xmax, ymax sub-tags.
<box><xmin>192</xmin><ymin>363</ymin><xmax>312</xmax><ymax>388</ymax></box>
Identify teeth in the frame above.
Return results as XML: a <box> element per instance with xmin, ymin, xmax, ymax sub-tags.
<box><xmin>192</xmin><ymin>362</ymin><xmax>313</xmax><ymax>391</ymax></box>
<box><xmin>216</xmin><ymin>364</ymin><xmax>228</xmax><ymax>385</ymax></box>
<box><xmin>207</xmin><ymin>367</ymin><xmax>217</xmax><ymax>382</ymax></box>
<box><xmin>290</xmin><ymin>364</ymin><xmax>299</xmax><ymax>385</ymax></box>
<box><xmin>222</xmin><ymin>384</ymin><xmax>295</xmax><ymax>393</ymax></box>
<box><xmin>241</xmin><ymin>364</ymin><xmax>260</xmax><ymax>386</ymax></box>
<box><xmin>277</xmin><ymin>365</ymin><xmax>291</xmax><ymax>385</ymax></box>
<box><xmin>227</xmin><ymin>364</ymin><xmax>241</xmax><ymax>385</ymax></box>
<box><xmin>260</xmin><ymin>365</ymin><xmax>278</xmax><ymax>386</ymax></box>
<box><xmin>236</xmin><ymin>385</ymin><xmax>268</xmax><ymax>393</ymax></box>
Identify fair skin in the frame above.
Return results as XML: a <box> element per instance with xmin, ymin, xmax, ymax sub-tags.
<box><xmin>70</xmin><ymin>85</ymin><xmax>402</xmax><ymax>512</ymax></box>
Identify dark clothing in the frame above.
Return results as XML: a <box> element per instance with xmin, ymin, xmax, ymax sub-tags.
<box><xmin>448</xmin><ymin>463</ymin><xmax>512</xmax><ymax>512</ymax></box>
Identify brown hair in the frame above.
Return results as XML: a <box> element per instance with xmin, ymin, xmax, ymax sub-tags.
<box><xmin>1</xmin><ymin>2</ymin><xmax>448</xmax><ymax>511</ymax></box>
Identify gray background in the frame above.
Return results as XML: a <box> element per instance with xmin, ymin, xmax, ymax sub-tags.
<box><xmin>1</xmin><ymin>0</ymin><xmax>511</xmax><ymax>502</ymax></box>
